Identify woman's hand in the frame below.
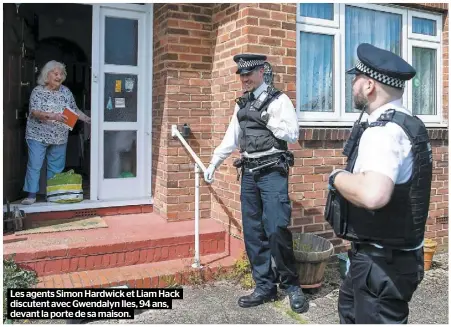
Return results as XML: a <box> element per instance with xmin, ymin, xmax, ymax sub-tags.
<box><xmin>53</xmin><ymin>112</ymin><xmax>68</xmax><ymax>123</ymax></box>
<box><xmin>84</xmin><ymin>116</ymin><xmax>91</xmax><ymax>124</ymax></box>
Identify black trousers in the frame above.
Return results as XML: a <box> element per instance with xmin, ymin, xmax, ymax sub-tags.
<box><xmin>240</xmin><ymin>168</ymin><xmax>299</xmax><ymax>294</ymax></box>
<box><xmin>338</xmin><ymin>244</ymin><xmax>424</xmax><ymax>324</ymax></box>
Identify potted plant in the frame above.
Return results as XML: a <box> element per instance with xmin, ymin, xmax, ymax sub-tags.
<box><xmin>423</xmin><ymin>238</ymin><xmax>437</xmax><ymax>271</ymax></box>
<box><xmin>292</xmin><ymin>233</ymin><xmax>334</xmax><ymax>289</ymax></box>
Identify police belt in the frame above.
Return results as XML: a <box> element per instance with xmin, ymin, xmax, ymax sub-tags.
<box><xmin>242</xmin><ymin>153</ymin><xmax>283</xmax><ymax>169</ymax></box>
<box><xmin>351</xmin><ymin>242</ymin><xmax>422</xmax><ymax>262</ymax></box>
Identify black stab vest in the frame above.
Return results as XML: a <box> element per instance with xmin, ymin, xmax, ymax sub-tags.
<box><xmin>325</xmin><ymin>109</ymin><xmax>433</xmax><ymax>249</ymax></box>
<box><xmin>236</xmin><ymin>87</ymin><xmax>287</xmax><ymax>154</ymax></box>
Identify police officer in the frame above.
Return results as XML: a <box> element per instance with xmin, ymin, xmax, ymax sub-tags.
<box><xmin>325</xmin><ymin>43</ymin><xmax>433</xmax><ymax>324</ymax></box>
<box><xmin>204</xmin><ymin>54</ymin><xmax>308</xmax><ymax>314</ymax></box>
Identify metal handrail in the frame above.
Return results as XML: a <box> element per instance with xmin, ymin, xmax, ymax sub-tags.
<box><xmin>171</xmin><ymin>125</ymin><xmax>205</xmax><ymax>268</ymax></box>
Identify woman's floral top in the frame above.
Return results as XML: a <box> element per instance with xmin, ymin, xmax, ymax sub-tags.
<box><xmin>25</xmin><ymin>85</ymin><xmax>79</xmax><ymax>145</ymax></box>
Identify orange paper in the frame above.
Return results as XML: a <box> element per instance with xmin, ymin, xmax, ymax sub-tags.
<box><xmin>62</xmin><ymin>107</ymin><xmax>79</xmax><ymax>130</ymax></box>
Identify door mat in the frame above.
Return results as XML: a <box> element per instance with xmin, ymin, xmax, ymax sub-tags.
<box><xmin>15</xmin><ymin>216</ymin><xmax>107</xmax><ymax>235</ymax></box>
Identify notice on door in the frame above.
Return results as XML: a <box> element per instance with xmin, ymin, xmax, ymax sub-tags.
<box><xmin>115</xmin><ymin>98</ymin><xmax>126</xmax><ymax>108</ymax></box>
<box><xmin>125</xmin><ymin>78</ymin><xmax>134</xmax><ymax>92</ymax></box>
<box><xmin>115</xmin><ymin>80</ymin><xmax>122</xmax><ymax>93</ymax></box>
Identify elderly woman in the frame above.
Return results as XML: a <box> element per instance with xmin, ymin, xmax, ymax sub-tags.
<box><xmin>21</xmin><ymin>60</ymin><xmax>91</xmax><ymax>205</ymax></box>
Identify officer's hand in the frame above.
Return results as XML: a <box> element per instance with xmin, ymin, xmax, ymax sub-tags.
<box><xmin>204</xmin><ymin>164</ymin><xmax>216</xmax><ymax>184</ymax></box>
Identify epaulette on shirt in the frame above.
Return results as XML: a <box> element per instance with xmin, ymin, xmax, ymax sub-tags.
<box><xmin>369</xmin><ymin>109</ymin><xmax>397</xmax><ymax>127</ymax></box>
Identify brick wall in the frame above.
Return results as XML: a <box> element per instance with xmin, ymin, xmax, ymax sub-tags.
<box><xmin>152</xmin><ymin>4</ymin><xmax>213</xmax><ymax>220</ymax></box>
<box><xmin>153</xmin><ymin>3</ymin><xmax>448</xmax><ymax>252</ymax></box>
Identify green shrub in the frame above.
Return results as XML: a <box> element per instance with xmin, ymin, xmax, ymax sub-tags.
<box><xmin>3</xmin><ymin>255</ymin><xmax>38</xmax><ymax>323</ymax></box>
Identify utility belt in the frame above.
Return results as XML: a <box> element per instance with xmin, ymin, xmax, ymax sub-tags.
<box><xmin>232</xmin><ymin>151</ymin><xmax>294</xmax><ymax>181</ymax></box>
<box><xmin>351</xmin><ymin>242</ymin><xmax>423</xmax><ymax>264</ymax></box>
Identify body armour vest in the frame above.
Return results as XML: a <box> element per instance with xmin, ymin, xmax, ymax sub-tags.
<box><xmin>236</xmin><ymin>87</ymin><xmax>288</xmax><ymax>154</ymax></box>
<box><xmin>325</xmin><ymin>109</ymin><xmax>433</xmax><ymax>249</ymax></box>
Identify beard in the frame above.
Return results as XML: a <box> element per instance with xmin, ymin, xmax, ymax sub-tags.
<box><xmin>353</xmin><ymin>91</ymin><xmax>368</xmax><ymax>111</ymax></box>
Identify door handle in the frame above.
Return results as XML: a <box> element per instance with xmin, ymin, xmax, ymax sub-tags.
<box><xmin>20</xmin><ymin>82</ymin><xmax>30</xmax><ymax>87</ymax></box>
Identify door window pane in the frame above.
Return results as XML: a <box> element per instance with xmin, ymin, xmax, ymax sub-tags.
<box><xmin>300</xmin><ymin>4</ymin><xmax>334</xmax><ymax>20</ymax></box>
<box><xmin>412</xmin><ymin>17</ymin><xmax>437</xmax><ymax>36</ymax></box>
<box><xmin>345</xmin><ymin>6</ymin><xmax>402</xmax><ymax>112</ymax></box>
<box><xmin>105</xmin><ymin>17</ymin><xmax>138</xmax><ymax>66</ymax></box>
<box><xmin>412</xmin><ymin>47</ymin><xmax>436</xmax><ymax>115</ymax></box>
<box><xmin>299</xmin><ymin>32</ymin><xmax>334</xmax><ymax>112</ymax></box>
<box><xmin>104</xmin><ymin>131</ymin><xmax>137</xmax><ymax>179</ymax></box>
<box><xmin>104</xmin><ymin>73</ymin><xmax>138</xmax><ymax>122</ymax></box>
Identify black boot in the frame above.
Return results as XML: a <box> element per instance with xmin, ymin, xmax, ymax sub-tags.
<box><xmin>287</xmin><ymin>287</ymin><xmax>309</xmax><ymax>313</ymax></box>
<box><xmin>238</xmin><ymin>290</ymin><xmax>277</xmax><ymax>308</ymax></box>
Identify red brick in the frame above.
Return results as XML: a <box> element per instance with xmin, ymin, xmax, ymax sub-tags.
<box><xmin>304</xmin><ymin>224</ymin><xmax>325</xmax><ymax>233</ymax></box>
<box><xmin>69</xmin><ymin>273</ymin><xmax>83</xmax><ymax>288</ymax></box>
<box><xmin>138</xmin><ymin>250</ymin><xmax>148</xmax><ymax>264</ymax></box>
<box><xmin>146</xmin><ymin>248</ymin><xmax>156</xmax><ymax>262</ymax></box>
<box><xmin>60</xmin><ymin>259</ymin><xmax>71</xmax><ymax>273</ymax></box>
<box><xmin>98</xmin><ymin>274</ymin><xmax>110</xmax><ymax>288</ymax></box>
<box><xmin>78</xmin><ymin>257</ymin><xmax>86</xmax><ymax>270</ymax></box>
<box><xmin>53</xmin><ymin>275</ymin><xmax>64</xmax><ymax>288</ymax></box>
<box><xmin>86</xmin><ymin>256</ymin><xmax>96</xmax><ymax>269</ymax></box>
<box><xmin>43</xmin><ymin>278</ymin><xmax>55</xmax><ymax>288</ymax></box>
<box><xmin>116</xmin><ymin>253</ymin><xmax>126</xmax><ymax>265</ymax></box>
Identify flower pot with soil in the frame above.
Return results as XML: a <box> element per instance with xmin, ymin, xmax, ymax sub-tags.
<box><xmin>423</xmin><ymin>238</ymin><xmax>437</xmax><ymax>271</ymax></box>
<box><xmin>292</xmin><ymin>232</ymin><xmax>334</xmax><ymax>289</ymax></box>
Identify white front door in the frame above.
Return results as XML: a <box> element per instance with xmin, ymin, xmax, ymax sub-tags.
<box><xmin>91</xmin><ymin>5</ymin><xmax>149</xmax><ymax>200</ymax></box>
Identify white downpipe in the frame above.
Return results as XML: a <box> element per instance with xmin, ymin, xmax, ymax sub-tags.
<box><xmin>171</xmin><ymin>125</ymin><xmax>204</xmax><ymax>269</ymax></box>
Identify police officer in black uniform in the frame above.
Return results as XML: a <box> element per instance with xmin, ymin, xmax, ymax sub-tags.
<box><xmin>325</xmin><ymin>43</ymin><xmax>433</xmax><ymax>324</ymax></box>
<box><xmin>204</xmin><ymin>54</ymin><xmax>309</xmax><ymax>314</ymax></box>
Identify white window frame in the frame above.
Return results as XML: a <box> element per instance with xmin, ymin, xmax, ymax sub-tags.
<box><xmin>407</xmin><ymin>40</ymin><xmax>442</xmax><ymax>123</ymax></box>
<box><xmin>296</xmin><ymin>25</ymin><xmax>341</xmax><ymax>122</ymax></box>
<box><xmin>408</xmin><ymin>9</ymin><xmax>442</xmax><ymax>43</ymax></box>
<box><xmin>297</xmin><ymin>3</ymin><xmax>340</xmax><ymax>28</ymax></box>
<box><xmin>340</xmin><ymin>4</ymin><xmax>408</xmax><ymax>123</ymax></box>
<box><xmin>296</xmin><ymin>3</ymin><xmax>444</xmax><ymax>127</ymax></box>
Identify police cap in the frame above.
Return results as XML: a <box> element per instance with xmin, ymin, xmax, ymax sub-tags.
<box><xmin>233</xmin><ymin>54</ymin><xmax>267</xmax><ymax>75</ymax></box>
<box><xmin>346</xmin><ymin>43</ymin><xmax>416</xmax><ymax>89</ymax></box>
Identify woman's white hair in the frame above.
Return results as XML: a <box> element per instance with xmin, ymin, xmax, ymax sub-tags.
<box><xmin>37</xmin><ymin>60</ymin><xmax>67</xmax><ymax>86</ymax></box>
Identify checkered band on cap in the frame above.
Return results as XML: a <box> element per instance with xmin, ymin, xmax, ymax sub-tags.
<box><xmin>356</xmin><ymin>60</ymin><xmax>405</xmax><ymax>89</ymax></box>
<box><xmin>238</xmin><ymin>58</ymin><xmax>265</xmax><ymax>70</ymax></box>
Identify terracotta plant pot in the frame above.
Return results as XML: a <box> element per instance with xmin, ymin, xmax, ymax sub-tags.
<box><xmin>423</xmin><ymin>238</ymin><xmax>437</xmax><ymax>271</ymax></box>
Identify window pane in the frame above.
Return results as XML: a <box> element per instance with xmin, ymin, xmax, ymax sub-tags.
<box><xmin>345</xmin><ymin>6</ymin><xmax>402</xmax><ymax>112</ymax></box>
<box><xmin>104</xmin><ymin>131</ymin><xmax>137</xmax><ymax>179</ymax></box>
<box><xmin>412</xmin><ymin>17</ymin><xmax>437</xmax><ymax>36</ymax></box>
<box><xmin>104</xmin><ymin>73</ymin><xmax>138</xmax><ymax>122</ymax></box>
<box><xmin>105</xmin><ymin>17</ymin><xmax>138</xmax><ymax>65</ymax></box>
<box><xmin>299</xmin><ymin>32</ymin><xmax>334</xmax><ymax>112</ymax></box>
<box><xmin>300</xmin><ymin>4</ymin><xmax>334</xmax><ymax>20</ymax></box>
<box><xmin>412</xmin><ymin>47</ymin><xmax>436</xmax><ymax>115</ymax></box>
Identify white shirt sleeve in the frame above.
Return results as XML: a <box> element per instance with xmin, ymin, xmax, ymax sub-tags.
<box><xmin>265</xmin><ymin>93</ymin><xmax>299</xmax><ymax>144</ymax></box>
<box><xmin>210</xmin><ymin>105</ymin><xmax>240</xmax><ymax>168</ymax></box>
<box><xmin>355</xmin><ymin>123</ymin><xmax>412</xmax><ymax>183</ymax></box>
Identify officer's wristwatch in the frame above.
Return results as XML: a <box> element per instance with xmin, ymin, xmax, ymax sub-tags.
<box><xmin>261</xmin><ymin>111</ymin><xmax>270</xmax><ymax>124</ymax></box>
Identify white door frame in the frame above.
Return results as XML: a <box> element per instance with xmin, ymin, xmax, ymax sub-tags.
<box><xmin>6</xmin><ymin>3</ymin><xmax>153</xmax><ymax>214</ymax></box>
<box><xmin>91</xmin><ymin>3</ymin><xmax>153</xmax><ymax>201</ymax></box>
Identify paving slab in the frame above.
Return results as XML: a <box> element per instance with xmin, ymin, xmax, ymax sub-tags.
<box><xmin>12</xmin><ymin>253</ymin><xmax>448</xmax><ymax>324</ymax></box>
